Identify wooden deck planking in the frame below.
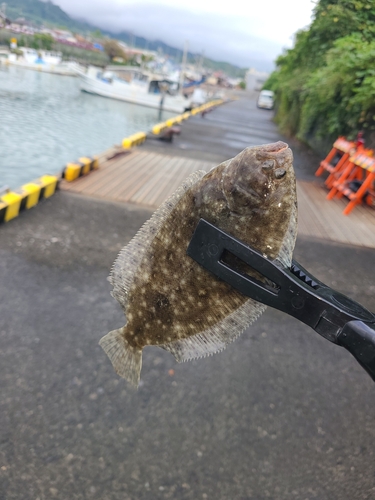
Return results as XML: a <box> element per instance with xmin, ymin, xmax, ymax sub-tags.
<box><xmin>60</xmin><ymin>150</ymin><xmax>375</xmax><ymax>248</ymax></box>
<box><xmin>90</xmin><ymin>152</ymin><xmax>155</xmax><ymax>197</ymax></box>
<box><xmin>71</xmin><ymin>155</ymin><xmax>134</xmax><ymax>193</ymax></box>
<box><xmin>307</xmin><ymin>182</ymin><xmax>374</xmax><ymax>247</ymax></box>
<box><xmin>130</xmin><ymin>155</ymin><xmax>185</xmax><ymax>205</ymax></box>
<box><xmin>149</xmin><ymin>157</ymin><xmax>194</xmax><ymax>206</ymax></box>
<box><xmin>77</xmin><ymin>152</ymin><xmax>151</xmax><ymax>197</ymax></box>
<box><xmin>297</xmin><ymin>181</ymin><xmax>375</xmax><ymax>247</ymax></box>
<box><xmin>61</xmin><ymin>152</ymin><xmax>136</xmax><ymax>194</ymax></box>
<box><xmin>150</xmin><ymin>157</ymin><xmax>205</xmax><ymax>207</ymax></box>
<box><xmin>296</xmin><ymin>184</ymin><xmax>333</xmax><ymax>242</ymax></box>
<box><xmin>298</xmin><ymin>183</ymin><xmax>352</xmax><ymax>244</ymax></box>
<box><xmin>146</xmin><ymin>155</ymin><xmax>189</xmax><ymax>206</ymax></box>
<box><xmin>165</xmin><ymin>158</ymin><xmax>212</xmax><ymax>193</ymax></box>
<box><xmin>111</xmin><ymin>153</ymin><xmax>168</xmax><ymax>201</ymax></box>
<box><xmin>132</xmin><ymin>154</ymin><xmax>188</xmax><ymax>205</ymax></box>
<box><xmin>298</xmin><ymin>183</ymin><xmax>354</xmax><ymax>244</ymax></box>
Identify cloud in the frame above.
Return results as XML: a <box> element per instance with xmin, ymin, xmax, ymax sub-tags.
<box><xmin>53</xmin><ymin>0</ymin><xmax>312</xmax><ymax>70</ymax></box>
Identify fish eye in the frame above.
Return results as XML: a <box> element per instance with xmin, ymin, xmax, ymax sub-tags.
<box><xmin>261</xmin><ymin>160</ymin><xmax>275</xmax><ymax>171</ymax></box>
<box><xmin>275</xmin><ymin>168</ymin><xmax>286</xmax><ymax>179</ymax></box>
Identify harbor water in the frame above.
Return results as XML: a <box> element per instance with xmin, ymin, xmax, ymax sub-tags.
<box><xmin>0</xmin><ymin>65</ymin><xmax>174</xmax><ymax>189</ymax></box>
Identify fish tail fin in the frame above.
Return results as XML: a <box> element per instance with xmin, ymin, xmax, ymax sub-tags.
<box><xmin>99</xmin><ymin>328</ymin><xmax>142</xmax><ymax>388</ymax></box>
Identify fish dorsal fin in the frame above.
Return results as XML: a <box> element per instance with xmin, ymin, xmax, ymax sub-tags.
<box><xmin>275</xmin><ymin>196</ymin><xmax>298</xmax><ymax>268</ymax></box>
<box><xmin>109</xmin><ymin>170</ymin><xmax>207</xmax><ymax>309</ymax></box>
<box><xmin>162</xmin><ymin>299</ymin><xmax>267</xmax><ymax>362</ymax></box>
<box><xmin>162</xmin><ymin>193</ymin><xmax>297</xmax><ymax>363</ymax></box>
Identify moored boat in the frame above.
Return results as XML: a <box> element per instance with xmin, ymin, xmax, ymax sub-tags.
<box><xmin>1</xmin><ymin>47</ymin><xmax>80</xmax><ymax>76</ymax></box>
<box><xmin>77</xmin><ymin>66</ymin><xmax>194</xmax><ymax>113</ymax></box>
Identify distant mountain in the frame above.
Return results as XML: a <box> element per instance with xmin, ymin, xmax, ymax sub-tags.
<box><xmin>4</xmin><ymin>0</ymin><xmax>92</xmax><ymax>31</ymax></box>
<box><xmin>4</xmin><ymin>0</ymin><xmax>247</xmax><ymax>77</ymax></box>
<box><xmin>101</xmin><ymin>30</ymin><xmax>246</xmax><ymax>77</ymax></box>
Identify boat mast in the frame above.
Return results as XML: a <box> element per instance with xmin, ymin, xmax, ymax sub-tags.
<box><xmin>179</xmin><ymin>40</ymin><xmax>188</xmax><ymax>94</ymax></box>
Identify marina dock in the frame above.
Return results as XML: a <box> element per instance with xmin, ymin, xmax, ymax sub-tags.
<box><xmin>60</xmin><ymin>94</ymin><xmax>375</xmax><ymax>249</ymax></box>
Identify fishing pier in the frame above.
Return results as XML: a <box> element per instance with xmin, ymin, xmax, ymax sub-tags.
<box><xmin>60</xmin><ymin>94</ymin><xmax>375</xmax><ymax>249</ymax></box>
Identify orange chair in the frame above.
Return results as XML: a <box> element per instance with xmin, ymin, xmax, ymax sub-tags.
<box><xmin>327</xmin><ymin>150</ymin><xmax>375</xmax><ymax>214</ymax></box>
<box><xmin>315</xmin><ymin>137</ymin><xmax>356</xmax><ymax>188</ymax></box>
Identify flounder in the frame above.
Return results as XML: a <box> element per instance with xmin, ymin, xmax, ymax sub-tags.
<box><xmin>100</xmin><ymin>141</ymin><xmax>297</xmax><ymax>386</ymax></box>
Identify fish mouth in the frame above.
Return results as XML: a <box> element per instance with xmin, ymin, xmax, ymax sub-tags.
<box><xmin>257</xmin><ymin>141</ymin><xmax>289</xmax><ymax>156</ymax></box>
<box><xmin>256</xmin><ymin>142</ymin><xmax>292</xmax><ymax>177</ymax></box>
<box><xmin>255</xmin><ymin>142</ymin><xmax>291</xmax><ymax>162</ymax></box>
<box><xmin>270</xmin><ymin>142</ymin><xmax>289</xmax><ymax>154</ymax></box>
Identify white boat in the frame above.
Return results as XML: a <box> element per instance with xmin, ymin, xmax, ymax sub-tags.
<box><xmin>77</xmin><ymin>66</ymin><xmax>193</xmax><ymax>113</ymax></box>
<box><xmin>2</xmin><ymin>47</ymin><xmax>80</xmax><ymax>76</ymax></box>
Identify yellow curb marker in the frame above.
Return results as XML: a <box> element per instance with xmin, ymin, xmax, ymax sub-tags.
<box><xmin>0</xmin><ymin>175</ymin><xmax>59</xmax><ymax>224</ymax></box>
<box><xmin>122</xmin><ymin>131</ymin><xmax>147</xmax><ymax>149</ymax></box>
<box><xmin>63</xmin><ymin>156</ymin><xmax>98</xmax><ymax>182</ymax></box>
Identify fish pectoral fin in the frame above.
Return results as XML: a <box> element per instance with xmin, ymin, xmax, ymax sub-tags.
<box><xmin>99</xmin><ymin>328</ymin><xmax>142</xmax><ymax>388</ymax></box>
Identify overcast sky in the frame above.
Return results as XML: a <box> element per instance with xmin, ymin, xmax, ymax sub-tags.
<box><xmin>53</xmin><ymin>0</ymin><xmax>315</xmax><ymax>71</ymax></box>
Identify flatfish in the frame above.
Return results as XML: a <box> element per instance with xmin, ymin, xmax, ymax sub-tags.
<box><xmin>100</xmin><ymin>141</ymin><xmax>297</xmax><ymax>386</ymax></box>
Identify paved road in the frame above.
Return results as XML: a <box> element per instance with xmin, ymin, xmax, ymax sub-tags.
<box><xmin>144</xmin><ymin>91</ymin><xmax>322</xmax><ymax>181</ymax></box>
<box><xmin>1</xmin><ymin>95</ymin><xmax>375</xmax><ymax>500</ymax></box>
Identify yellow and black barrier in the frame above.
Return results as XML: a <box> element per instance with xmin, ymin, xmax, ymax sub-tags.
<box><xmin>62</xmin><ymin>156</ymin><xmax>99</xmax><ymax>182</ymax></box>
<box><xmin>190</xmin><ymin>99</ymin><xmax>225</xmax><ymax>116</ymax></box>
<box><xmin>151</xmin><ymin>100</ymin><xmax>224</xmax><ymax>133</ymax></box>
<box><xmin>0</xmin><ymin>175</ymin><xmax>59</xmax><ymax>224</ymax></box>
<box><xmin>122</xmin><ymin>131</ymin><xmax>147</xmax><ymax>149</ymax></box>
<box><xmin>152</xmin><ymin>122</ymin><xmax>170</xmax><ymax>135</ymax></box>
<box><xmin>152</xmin><ymin>112</ymin><xmax>192</xmax><ymax>135</ymax></box>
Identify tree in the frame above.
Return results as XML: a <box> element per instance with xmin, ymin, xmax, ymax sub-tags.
<box><xmin>92</xmin><ymin>29</ymin><xmax>103</xmax><ymax>39</ymax></box>
<box><xmin>264</xmin><ymin>0</ymin><xmax>375</xmax><ymax>150</ymax></box>
<box><xmin>103</xmin><ymin>40</ymin><xmax>127</xmax><ymax>61</ymax></box>
<box><xmin>30</xmin><ymin>33</ymin><xmax>54</xmax><ymax>51</ymax></box>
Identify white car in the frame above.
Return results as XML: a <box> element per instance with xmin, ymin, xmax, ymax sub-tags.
<box><xmin>257</xmin><ymin>90</ymin><xmax>274</xmax><ymax>110</ymax></box>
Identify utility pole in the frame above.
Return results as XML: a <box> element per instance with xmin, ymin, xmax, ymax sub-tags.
<box><xmin>198</xmin><ymin>50</ymin><xmax>204</xmax><ymax>74</ymax></box>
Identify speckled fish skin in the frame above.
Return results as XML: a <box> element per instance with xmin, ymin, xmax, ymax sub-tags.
<box><xmin>100</xmin><ymin>141</ymin><xmax>297</xmax><ymax>387</ymax></box>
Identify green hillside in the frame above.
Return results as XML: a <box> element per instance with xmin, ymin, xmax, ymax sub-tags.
<box><xmin>4</xmin><ymin>0</ymin><xmax>246</xmax><ymax>77</ymax></box>
<box><xmin>4</xmin><ymin>0</ymin><xmax>91</xmax><ymax>31</ymax></box>
<box><xmin>264</xmin><ymin>0</ymin><xmax>375</xmax><ymax>152</ymax></box>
